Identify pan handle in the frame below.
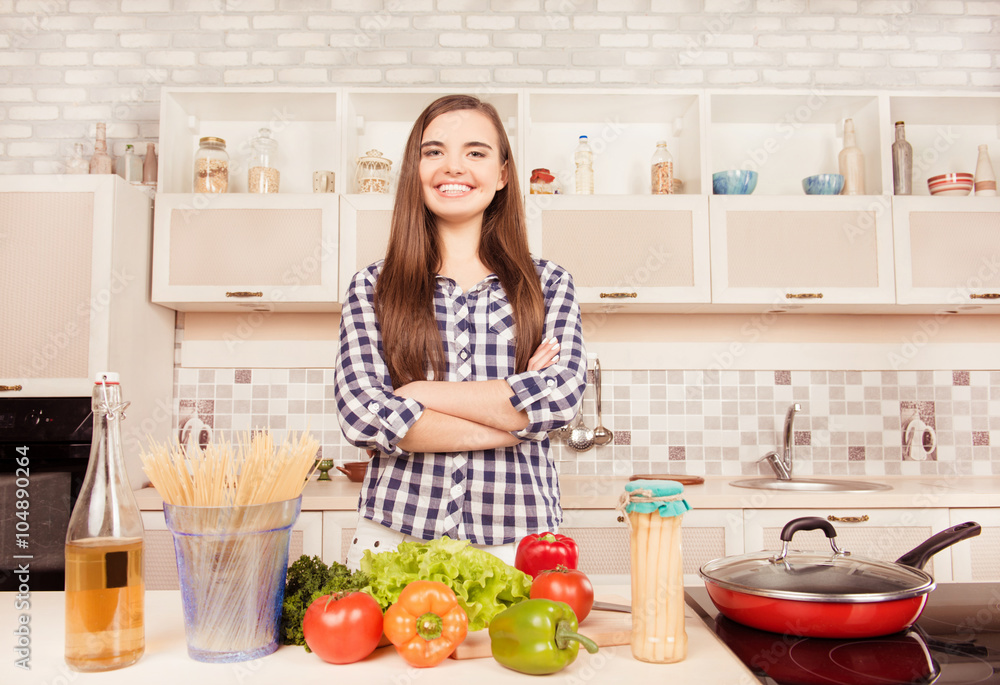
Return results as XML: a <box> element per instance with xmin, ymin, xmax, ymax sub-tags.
<box><xmin>773</xmin><ymin>517</ymin><xmax>847</xmax><ymax>563</ymax></box>
<box><xmin>895</xmin><ymin>521</ymin><xmax>981</xmax><ymax>570</ymax></box>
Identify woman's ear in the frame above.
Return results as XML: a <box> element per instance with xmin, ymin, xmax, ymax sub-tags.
<box><xmin>496</xmin><ymin>161</ymin><xmax>508</xmax><ymax>191</ymax></box>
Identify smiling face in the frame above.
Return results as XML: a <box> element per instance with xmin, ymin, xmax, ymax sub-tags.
<box><xmin>418</xmin><ymin>109</ymin><xmax>508</xmax><ymax>230</ymax></box>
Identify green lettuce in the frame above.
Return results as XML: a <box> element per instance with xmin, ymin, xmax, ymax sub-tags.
<box><xmin>360</xmin><ymin>536</ymin><xmax>532</xmax><ymax>631</ymax></box>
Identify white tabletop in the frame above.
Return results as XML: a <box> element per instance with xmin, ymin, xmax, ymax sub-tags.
<box><xmin>3</xmin><ymin>587</ymin><xmax>758</xmax><ymax>685</ymax></box>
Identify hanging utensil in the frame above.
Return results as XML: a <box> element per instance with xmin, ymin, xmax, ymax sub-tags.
<box><xmin>592</xmin><ymin>357</ymin><xmax>613</xmax><ymax>446</ymax></box>
<box><xmin>566</xmin><ymin>408</ymin><xmax>594</xmax><ymax>452</ymax></box>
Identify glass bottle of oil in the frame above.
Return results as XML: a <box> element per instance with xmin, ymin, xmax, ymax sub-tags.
<box><xmin>64</xmin><ymin>372</ymin><xmax>144</xmax><ymax>672</ymax></box>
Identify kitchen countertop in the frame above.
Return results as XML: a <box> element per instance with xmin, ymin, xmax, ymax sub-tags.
<box><xmin>134</xmin><ymin>475</ymin><xmax>1000</xmax><ymax>512</ymax></box>
<box><xmin>3</xmin><ymin>586</ymin><xmax>759</xmax><ymax>685</ymax></box>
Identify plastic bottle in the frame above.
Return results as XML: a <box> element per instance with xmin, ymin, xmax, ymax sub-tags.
<box><xmin>974</xmin><ymin>144</ymin><xmax>997</xmax><ymax>196</ymax></box>
<box><xmin>838</xmin><ymin>118</ymin><xmax>865</xmax><ymax>195</ymax></box>
<box><xmin>891</xmin><ymin>121</ymin><xmax>912</xmax><ymax>196</ymax></box>
<box><xmin>651</xmin><ymin>141</ymin><xmax>674</xmax><ymax>195</ymax></box>
<box><xmin>65</xmin><ymin>373</ymin><xmax>145</xmax><ymax>672</ymax></box>
<box><xmin>88</xmin><ymin>123</ymin><xmax>113</xmax><ymax>175</ymax></box>
<box><xmin>574</xmin><ymin>135</ymin><xmax>594</xmax><ymax>195</ymax></box>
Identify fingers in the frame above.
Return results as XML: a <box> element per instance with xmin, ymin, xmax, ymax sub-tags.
<box><xmin>366</xmin><ymin>448</ymin><xmax>377</xmax><ymax>458</ymax></box>
<box><xmin>527</xmin><ymin>337</ymin><xmax>561</xmax><ymax>372</ymax></box>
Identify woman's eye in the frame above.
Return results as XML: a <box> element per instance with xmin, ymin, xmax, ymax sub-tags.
<box><xmin>422</xmin><ymin>148</ymin><xmax>442</xmax><ymax>157</ymax></box>
<box><xmin>469</xmin><ymin>150</ymin><xmax>486</xmax><ymax>158</ymax></box>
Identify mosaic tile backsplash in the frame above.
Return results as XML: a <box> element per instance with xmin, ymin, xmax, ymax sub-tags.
<box><xmin>172</xmin><ymin>367</ymin><xmax>1000</xmax><ymax>479</ymax></box>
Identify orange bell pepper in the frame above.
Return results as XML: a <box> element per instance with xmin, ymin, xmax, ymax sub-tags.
<box><xmin>383</xmin><ymin>580</ymin><xmax>469</xmax><ymax>667</ymax></box>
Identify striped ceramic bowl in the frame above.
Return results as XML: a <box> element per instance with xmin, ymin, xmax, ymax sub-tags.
<box><xmin>927</xmin><ymin>173</ymin><xmax>974</xmax><ymax>196</ymax></box>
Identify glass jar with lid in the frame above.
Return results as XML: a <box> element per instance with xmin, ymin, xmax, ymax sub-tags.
<box><xmin>355</xmin><ymin>149</ymin><xmax>391</xmax><ymax>194</ymax></box>
<box><xmin>193</xmin><ymin>137</ymin><xmax>228</xmax><ymax>193</ymax></box>
<box><xmin>248</xmin><ymin>128</ymin><xmax>279</xmax><ymax>194</ymax></box>
<box><xmin>529</xmin><ymin>168</ymin><xmax>559</xmax><ymax>194</ymax></box>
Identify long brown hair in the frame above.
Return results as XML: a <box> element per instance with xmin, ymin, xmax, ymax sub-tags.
<box><xmin>375</xmin><ymin>94</ymin><xmax>544</xmax><ymax>388</ymax></box>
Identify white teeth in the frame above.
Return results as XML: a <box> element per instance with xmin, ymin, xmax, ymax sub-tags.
<box><xmin>438</xmin><ymin>184</ymin><xmax>472</xmax><ymax>194</ymax></box>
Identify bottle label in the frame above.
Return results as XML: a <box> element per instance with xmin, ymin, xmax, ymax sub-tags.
<box><xmin>975</xmin><ymin>180</ymin><xmax>996</xmax><ymax>191</ymax></box>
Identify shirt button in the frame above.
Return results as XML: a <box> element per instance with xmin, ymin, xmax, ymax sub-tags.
<box><xmin>450</xmin><ymin>484</ymin><xmax>463</xmax><ymax>496</ymax></box>
<box><xmin>460</xmin><ymin>350</ymin><xmax>468</xmax><ymax>360</ymax></box>
<box><xmin>367</xmin><ymin>401</ymin><xmax>379</xmax><ymax>413</ymax></box>
<box><xmin>546</xmin><ymin>378</ymin><xmax>556</xmax><ymax>386</ymax></box>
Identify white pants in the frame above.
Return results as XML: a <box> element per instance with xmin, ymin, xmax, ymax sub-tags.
<box><xmin>345</xmin><ymin>515</ymin><xmax>518</xmax><ymax>571</ymax></box>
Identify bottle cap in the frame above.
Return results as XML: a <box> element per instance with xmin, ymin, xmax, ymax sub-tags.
<box><xmin>199</xmin><ymin>136</ymin><xmax>226</xmax><ymax>147</ymax></box>
<box><xmin>656</xmin><ymin>140</ymin><xmax>667</xmax><ymax>146</ymax></box>
<box><xmin>94</xmin><ymin>372</ymin><xmax>120</xmax><ymax>385</ymax></box>
<box><xmin>579</xmin><ymin>135</ymin><xmax>588</xmax><ymax>140</ymax></box>
<box><xmin>895</xmin><ymin>121</ymin><xmax>905</xmax><ymax>126</ymax></box>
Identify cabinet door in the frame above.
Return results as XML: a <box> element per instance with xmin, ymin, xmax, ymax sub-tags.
<box><xmin>743</xmin><ymin>508</ymin><xmax>953</xmax><ymax>581</ymax></box>
<box><xmin>949</xmin><ymin>508</ymin><xmax>1000</xmax><ymax>582</ymax></box>
<box><xmin>338</xmin><ymin>194</ymin><xmax>393</xmax><ymax>300</ymax></box>
<box><xmin>525</xmin><ymin>195</ymin><xmax>711</xmax><ymax>311</ymax></box>
<box><xmin>141</xmin><ymin>510</ymin><xmax>323</xmax><ymax>591</ymax></box>
<box><xmin>710</xmin><ymin>196</ymin><xmax>896</xmax><ymax>308</ymax></box>
<box><xmin>560</xmin><ymin>508</ymin><xmax>742</xmax><ymax>585</ymax></box>
<box><xmin>151</xmin><ymin>194</ymin><xmax>339</xmax><ymax>312</ymax></box>
<box><xmin>322</xmin><ymin>510</ymin><xmax>361</xmax><ymax>567</ymax></box>
<box><xmin>892</xmin><ymin>197</ymin><xmax>1000</xmax><ymax>309</ymax></box>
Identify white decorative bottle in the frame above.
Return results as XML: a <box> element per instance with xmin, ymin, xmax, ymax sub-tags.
<box><xmin>838</xmin><ymin>118</ymin><xmax>865</xmax><ymax>195</ymax></box>
<box><xmin>974</xmin><ymin>144</ymin><xmax>997</xmax><ymax>196</ymax></box>
<box><xmin>574</xmin><ymin>135</ymin><xmax>594</xmax><ymax>195</ymax></box>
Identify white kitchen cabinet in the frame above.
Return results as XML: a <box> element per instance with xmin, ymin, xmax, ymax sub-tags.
<box><xmin>949</xmin><ymin>509</ymin><xmax>1000</xmax><ymax>582</ymax></box>
<box><xmin>892</xmin><ymin>196</ymin><xmax>1000</xmax><ymax>311</ymax></box>
<box><xmin>141</xmin><ymin>510</ymin><xmax>323</xmax><ymax>591</ymax></box>
<box><xmin>0</xmin><ymin>175</ymin><xmax>175</xmax><ymax>488</ymax></box>
<box><xmin>887</xmin><ymin>94</ymin><xmax>1000</xmax><ymax>198</ymax></box>
<box><xmin>157</xmin><ymin>88</ymin><xmax>342</xmax><ymax>194</ymax></box>
<box><xmin>524</xmin><ymin>89</ymin><xmax>703</xmax><ymax>195</ymax></box>
<box><xmin>338</xmin><ymin>194</ymin><xmax>393</xmax><ymax>299</ymax></box>
<box><xmin>709</xmin><ymin>195</ymin><xmax>896</xmax><ymax>310</ymax></box>
<box><xmin>151</xmin><ymin>193</ymin><xmax>339</xmax><ymax>312</ymax></box>
<box><xmin>525</xmin><ymin>195</ymin><xmax>711</xmax><ymax>312</ymax></box>
<box><xmin>743</xmin><ymin>508</ymin><xmax>954</xmax><ymax>581</ymax></box>
<box><xmin>560</xmin><ymin>508</ymin><xmax>742</xmax><ymax>584</ymax></box>
<box><xmin>707</xmin><ymin>91</ymin><xmax>884</xmax><ymax>196</ymax></box>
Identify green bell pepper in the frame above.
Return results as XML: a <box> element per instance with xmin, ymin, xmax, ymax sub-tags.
<box><xmin>489</xmin><ymin>598</ymin><xmax>599</xmax><ymax>675</ymax></box>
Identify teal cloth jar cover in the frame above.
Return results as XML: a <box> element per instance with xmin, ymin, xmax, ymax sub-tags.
<box><xmin>620</xmin><ymin>479</ymin><xmax>691</xmax><ymax>664</ymax></box>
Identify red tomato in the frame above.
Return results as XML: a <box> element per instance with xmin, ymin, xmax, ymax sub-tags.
<box><xmin>529</xmin><ymin>566</ymin><xmax>595</xmax><ymax>623</ymax></box>
<box><xmin>302</xmin><ymin>591</ymin><xmax>383</xmax><ymax>664</ymax></box>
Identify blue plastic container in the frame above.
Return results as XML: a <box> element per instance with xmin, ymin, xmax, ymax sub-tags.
<box><xmin>164</xmin><ymin>497</ymin><xmax>301</xmax><ymax>663</ymax></box>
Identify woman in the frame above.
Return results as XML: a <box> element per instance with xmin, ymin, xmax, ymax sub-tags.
<box><xmin>335</xmin><ymin>94</ymin><xmax>587</xmax><ymax>570</ymax></box>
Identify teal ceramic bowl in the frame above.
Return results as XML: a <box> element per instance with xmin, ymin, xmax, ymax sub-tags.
<box><xmin>713</xmin><ymin>170</ymin><xmax>758</xmax><ymax>195</ymax></box>
<box><xmin>802</xmin><ymin>174</ymin><xmax>844</xmax><ymax>195</ymax></box>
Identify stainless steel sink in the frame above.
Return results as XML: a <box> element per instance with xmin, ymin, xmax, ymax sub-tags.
<box><xmin>729</xmin><ymin>478</ymin><xmax>893</xmax><ymax>493</ymax></box>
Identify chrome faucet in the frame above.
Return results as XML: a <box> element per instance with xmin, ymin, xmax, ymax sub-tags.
<box><xmin>759</xmin><ymin>403</ymin><xmax>802</xmax><ymax>480</ymax></box>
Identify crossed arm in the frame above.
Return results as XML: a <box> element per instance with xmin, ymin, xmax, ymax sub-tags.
<box><xmin>393</xmin><ymin>338</ymin><xmax>561</xmax><ymax>453</ymax></box>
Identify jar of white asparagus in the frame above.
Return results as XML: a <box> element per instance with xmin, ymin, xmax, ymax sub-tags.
<box><xmin>620</xmin><ymin>480</ymin><xmax>690</xmax><ymax>663</ymax></box>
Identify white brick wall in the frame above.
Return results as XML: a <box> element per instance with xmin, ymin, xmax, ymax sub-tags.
<box><xmin>1</xmin><ymin>1</ymin><xmax>997</xmax><ymax>172</ymax></box>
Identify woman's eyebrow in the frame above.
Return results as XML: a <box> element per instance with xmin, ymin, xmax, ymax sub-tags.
<box><xmin>419</xmin><ymin>140</ymin><xmax>494</xmax><ymax>151</ymax></box>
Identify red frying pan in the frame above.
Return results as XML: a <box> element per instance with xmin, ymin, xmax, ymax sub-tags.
<box><xmin>699</xmin><ymin>517</ymin><xmax>981</xmax><ymax>638</ymax></box>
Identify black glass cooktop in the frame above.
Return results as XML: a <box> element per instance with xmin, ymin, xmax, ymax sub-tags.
<box><xmin>687</xmin><ymin>583</ymin><xmax>1000</xmax><ymax>684</ymax></box>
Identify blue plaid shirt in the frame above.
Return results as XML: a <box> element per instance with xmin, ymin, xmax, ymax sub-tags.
<box><xmin>334</xmin><ymin>258</ymin><xmax>587</xmax><ymax>545</ymax></box>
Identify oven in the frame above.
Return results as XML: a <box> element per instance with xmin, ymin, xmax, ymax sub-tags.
<box><xmin>688</xmin><ymin>583</ymin><xmax>1000</xmax><ymax>685</ymax></box>
<box><xmin>0</xmin><ymin>397</ymin><xmax>92</xmax><ymax>592</ymax></box>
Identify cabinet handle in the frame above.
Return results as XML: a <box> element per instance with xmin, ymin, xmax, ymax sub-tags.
<box><xmin>827</xmin><ymin>514</ymin><xmax>869</xmax><ymax>523</ymax></box>
<box><xmin>617</xmin><ymin>515</ymin><xmax>625</xmax><ymax>523</ymax></box>
<box><xmin>785</xmin><ymin>293</ymin><xmax>824</xmax><ymax>299</ymax></box>
<box><xmin>969</xmin><ymin>293</ymin><xmax>1000</xmax><ymax>300</ymax></box>
<box><xmin>0</xmin><ymin>385</ymin><xmax>23</xmax><ymax>392</ymax></box>
<box><xmin>226</xmin><ymin>291</ymin><xmax>264</xmax><ymax>298</ymax></box>
<box><xmin>600</xmin><ymin>292</ymin><xmax>638</xmax><ymax>299</ymax></box>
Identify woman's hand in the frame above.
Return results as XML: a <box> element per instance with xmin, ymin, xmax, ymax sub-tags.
<box><xmin>527</xmin><ymin>337</ymin><xmax>561</xmax><ymax>372</ymax></box>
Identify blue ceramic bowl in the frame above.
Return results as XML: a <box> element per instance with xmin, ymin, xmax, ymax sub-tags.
<box><xmin>713</xmin><ymin>170</ymin><xmax>758</xmax><ymax>195</ymax></box>
<box><xmin>802</xmin><ymin>174</ymin><xmax>844</xmax><ymax>195</ymax></box>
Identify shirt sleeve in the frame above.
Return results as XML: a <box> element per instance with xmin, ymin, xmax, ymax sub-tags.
<box><xmin>505</xmin><ymin>264</ymin><xmax>587</xmax><ymax>441</ymax></box>
<box><xmin>334</xmin><ymin>266</ymin><xmax>425</xmax><ymax>457</ymax></box>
